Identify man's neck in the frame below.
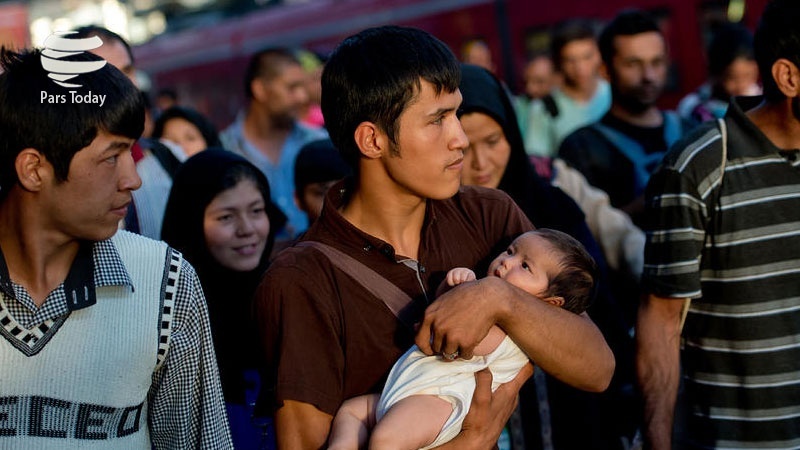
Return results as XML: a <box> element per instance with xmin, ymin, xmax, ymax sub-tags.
<box><xmin>242</xmin><ymin>107</ymin><xmax>293</xmax><ymax>164</ymax></box>
<box><xmin>0</xmin><ymin>195</ymin><xmax>79</xmax><ymax>307</ymax></box>
<box><xmin>609</xmin><ymin>103</ymin><xmax>663</xmax><ymax>128</ymax></box>
<box><xmin>560</xmin><ymin>77</ymin><xmax>599</xmax><ymax>103</ymax></box>
<box><xmin>339</xmin><ymin>178</ymin><xmax>427</xmax><ymax>260</ymax></box>
<box><xmin>747</xmin><ymin>99</ymin><xmax>800</xmax><ymax>150</ymax></box>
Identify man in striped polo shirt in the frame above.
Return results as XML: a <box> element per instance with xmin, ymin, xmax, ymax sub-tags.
<box><xmin>636</xmin><ymin>1</ymin><xmax>800</xmax><ymax>448</ymax></box>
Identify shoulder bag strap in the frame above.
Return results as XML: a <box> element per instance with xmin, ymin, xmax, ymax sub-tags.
<box><xmin>679</xmin><ymin>118</ymin><xmax>727</xmax><ymax>331</ymax></box>
<box><xmin>295</xmin><ymin>241</ymin><xmax>417</xmax><ymax>330</ymax></box>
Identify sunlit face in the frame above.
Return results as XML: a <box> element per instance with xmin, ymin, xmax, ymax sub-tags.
<box><xmin>162</xmin><ymin>117</ymin><xmax>207</xmax><ymax>157</ymax></box>
<box><xmin>258</xmin><ymin>63</ymin><xmax>309</xmax><ymax>126</ymax></box>
<box><xmin>459</xmin><ymin>112</ymin><xmax>511</xmax><ymax>189</ymax></box>
<box><xmin>559</xmin><ymin>38</ymin><xmax>602</xmax><ymax>90</ymax></box>
<box><xmin>203</xmin><ymin>179</ymin><xmax>271</xmax><ymax>272</ymax></box>
<box><xmin>523</xmin><ymin>56</ymin><xmax>556</xmax><ymax>100</ymax></box>
<box><xmin>609</xmin><ymin>32</ymin><xmax>668</xmax><ymax>113</ymax></box>
<box><xmin>721</xmin><ymin>57</ymin><xmax>760</xmax><ymax>97</ymax></box>
<box><xmin>380</xmin><ymin>80</ymin><xmax>468</xmax><ymax>201</ymax></box>
<box><xmin>42</xmin><ymin>131</ymin><xmax>141</xmax><ymax>241</ymax></box>
<box><xmin>487</xmin><ymin>232</ymin><xmax>562</xmax><ymax>298</ymax></box>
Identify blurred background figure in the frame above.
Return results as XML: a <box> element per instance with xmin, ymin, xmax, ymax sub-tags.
<box><xmin>153</xmin><ymin>105</ymin><xmax>222</xmax><ymax>159</ymax></box>
<box><xmin>296</xmin><ymin>49</ymin><xmax>326</xmax><ymax>129</ymax></box>
<box><xmin>293</xmin><ymin>138</ymin><xmax>351</xmax><ymax>226</ymax></box>
<box><xmin>220</xmin><ymin>47</ymin><xmax>328</xmax><ymax>242</ymax></box>
<box><xmin>155</xmin><ymin>87</ymin><xmax>179</xmax><ymax>114</ymax></box>
<box><xmin>522</xmin><ymin>53</ymin><xmax>559</xmax><ymax>101</ymax></box>
<box><xmin>461</xmin><ymin>37</ymin><xmax>496</xmax><ymax>73</ymax></box>
<box><xmin>559</xmin><ymin>9</ymin><xmax>692</xmax><ymax>228</ymax></box>
<box><xmin>677</xmin><ymin>22</ymin><xmax>760</xmax><ymax>124</ymax></box>
<box><xmin>521</xmin><ymin>19</ymin><xmax>611</xmax><ymax>157</ymax></box>
<box><xmin>515</xmin><ymin>53</ymin><xmax>560</xmax><ymax>146</ymax></box>
<box><xmin>162</xmin><ymin>149</ymin><xmax>286</xmax><ymax>450</ymax></box>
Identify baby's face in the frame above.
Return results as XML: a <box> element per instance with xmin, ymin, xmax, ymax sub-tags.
<box><xmin>487</xmin><ymin>232</ymin><xmax>560</xmax><ymax>297</ymax></box>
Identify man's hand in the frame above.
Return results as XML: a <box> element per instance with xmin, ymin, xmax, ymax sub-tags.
<box><xmin>416</xmin><ymin>277</ymin><xmax>506</xmax><ymax>360</ymax></box>
<box><xmin>434</xmin><ymin>364</ymin><xmax>535</xmax><ymax>450</ymax></box>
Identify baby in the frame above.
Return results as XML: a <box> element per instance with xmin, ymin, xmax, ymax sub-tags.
<box><xmin>328</xmin><ymin>228</ymin><xmax>597</xmax><ymax>450</ymax></box>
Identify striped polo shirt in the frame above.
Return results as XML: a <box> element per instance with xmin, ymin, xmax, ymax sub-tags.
<box><xmin>642</xmin><ymin>96</ymin><xmax>800</xmax><ymax>449</ymax></box>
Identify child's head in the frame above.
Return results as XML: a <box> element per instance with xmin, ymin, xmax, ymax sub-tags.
<box><xmin>294</xmin><ymin>138</ymin><xmax>351</xmax><ymax>223</ymax></box>
<box><xmin>487</xmin><ymin>229</ymin><xmax>596</xmax><ymax>314</ymax></box>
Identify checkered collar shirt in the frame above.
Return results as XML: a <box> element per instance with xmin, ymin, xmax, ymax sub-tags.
<box><xmin>0</xmin><ymin>239</ymin><xmax>132</xmax><ymax>329</ymax></box>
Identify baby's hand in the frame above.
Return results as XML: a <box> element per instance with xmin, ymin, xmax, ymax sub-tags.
<box><xmin>447</xmin><ymin>267</ymin><xmax>477</xmax><ymax>286</ymax></box>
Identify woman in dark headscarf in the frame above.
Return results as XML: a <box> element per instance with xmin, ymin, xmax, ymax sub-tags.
<box><xmin>161</xmin><ymin>148</ymin><xmax>286</xmax><ymax>449</ymax></box>
<box><xmin>458</xmin><ymin>63</ymin><xmax>598</xmax><ymax>267</ymax></box>
<box><xmin>458</xmin><ymin>63</ymin><xmax>636</xmax><ymax>450</ymax></box>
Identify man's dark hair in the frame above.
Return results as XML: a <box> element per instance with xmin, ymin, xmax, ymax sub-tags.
<box><xmin>72</xmin><ymin>25</ymin><xmax>134</xmax><ymax>65</ymax></box>
<box><xmin>321</xmin><ymin>25</ymin><xmax>460</xmax><ymax>171</ymax></box>
<box><xmin>550</xmin><ymin>18</ymin><xmax>598</xmax><ymax>71</ymax></box>
<box><xmin>534</xmin><ymin>228</ymin><xmax>598</xmax><ymax>314</ymax></box>
<box><xmin>0</xmin><ymin>48</ymin><xmax>144</xmax><ymax>202</ymax></box>
<box><xmin>598</xmin><ymin>9</ymin><xmax>662</xmax><ymax>66</ymax></box>
<box><xmin>243</xmin><ymin>47</ymin><xmax>301</xmax><ymax>99</ymax></box>
<box><xmin>754</xmin><ymin>0</ymin><xmax>800</xmax><ymax>102</ymax></box>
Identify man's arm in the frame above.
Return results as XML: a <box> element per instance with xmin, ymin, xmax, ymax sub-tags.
<box><xmin>636</xmin><ymin>293</ymin><xmax>685</xmax><ymax>450</ymax></box>
<box><xmin>275</xmin><ymin>400</ymin><xmax>333</xmax><ymax>450</ymax></box>
<box><xmin>416</xmin><ymin>277</ymin><xmax>614</xmax><ymax>392</ymax></box>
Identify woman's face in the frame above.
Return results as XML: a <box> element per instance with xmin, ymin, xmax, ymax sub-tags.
<box><xmin>162</xmin><ymin>117</ymin><xmax>208</xmax><ymax>157</ymax></box>
<box><xmin>459</xmin><ymin>112</ymin><xmax>511</xmax><ymax>189</ymax></box>
<box><xmin>203</xmin><ymin>178</ymin><xmax>271</xmax><ymax>272</ymax></box>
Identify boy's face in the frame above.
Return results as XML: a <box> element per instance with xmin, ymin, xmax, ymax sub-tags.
<box><xmin>559</xmin><ymin>38</ymin><xmax>601</xmax><ymax>90</ymax></box>
<box><xmin>379</xmin><ymin>79</ymin><xmax>468</xmax><ymax>201</ymax></box>
<box><xmin>488</xmin><ymin>232</ymin><xmax>561</xmax><ymax>298</ymax></box>
<box><xmin>39</xmin><ymin>131</ymin><xmax>141</xmax><ymax>242</ymax></box>
<box><xmin>297</xmin><ymin>179</ymin><xmax>339</xmax><ymax>223</ymax></box>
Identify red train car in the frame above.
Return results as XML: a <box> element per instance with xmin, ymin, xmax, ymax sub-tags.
<box><xmin>134</xmin><ymin>0</ymin><xmax>769</xmax><ymax>128</ymax></box>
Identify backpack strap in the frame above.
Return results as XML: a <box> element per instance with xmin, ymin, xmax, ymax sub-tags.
<box><xmin>591</xmin><ymin>123</ymin><xmax>663</xmax><ymax>196</ymax></box>
<box><xmin>295</xmin><ymin>241</ymin><xmax>417</xmax><ymax>331</ymax></box>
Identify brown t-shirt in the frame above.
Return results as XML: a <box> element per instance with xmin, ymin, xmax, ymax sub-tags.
<box><xmin>254</xmin><ymin>182</ymin><xmax>532</xmax><ymax>415</ymax></box>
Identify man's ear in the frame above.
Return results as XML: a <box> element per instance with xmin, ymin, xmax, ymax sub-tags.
<box><xmin>251</xmin><ymin>78</ymin><xmax>269</xmax><ymax>103</ymax></box>
<box><xmin>353</xmin><ymin>121</ymin><xmax>385</xmax><ymax>160</ymax></box>
<box><xmin>15</xmin><ymin>148</ymin><xmax>49</xmax><ymax>193</ymax></box>
<box><xmin>772</xmin><ymin>58</ymin><xmax>800</xmax><ymax>98</ymax></box>
<box><xmin>542</xmin><ymin>295</ymin><xmax>565</xmax><ymax>308</ymax></box>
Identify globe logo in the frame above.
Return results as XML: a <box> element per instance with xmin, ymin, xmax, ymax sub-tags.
<box><xmin>41</xmin><ymin>31</ymin><xmax>107</xmax><ymax>88</ymax></box>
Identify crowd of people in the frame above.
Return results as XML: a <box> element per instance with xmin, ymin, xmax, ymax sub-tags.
<box><xmin>0</xmin><ymin>1</ymin><xmax>799</xmax><ymax>449</ymax></box>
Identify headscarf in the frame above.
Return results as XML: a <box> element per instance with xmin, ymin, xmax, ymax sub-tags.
<box><xmin>457</xmin><ymin>63</ymin><xmax>585</xmax><ymax>232</ymax></box>
<box><xmin>161</xmin><ymin>148</ymin><xmax>286</xmax><ymax>402</ymax></box>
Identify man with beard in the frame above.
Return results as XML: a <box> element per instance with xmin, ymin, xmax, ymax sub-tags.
<box><xmin>558</xmin><ymin>10</ymin><xmax>692</xmax><ymax>228</ymax></box>
<box><xmin>637</xmin><ymin>0</ymin><xmax>800</xmax><ymax>448</ymax></box>
<box><xmin>221</xmin><ymin>48</ymin><xmax>327</xmax><ymax>240</ymax></box>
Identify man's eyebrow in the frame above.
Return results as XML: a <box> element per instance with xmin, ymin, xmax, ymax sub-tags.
<box><xmin>103</xmin><ymin>140</ymin><xmax>134</xmax><ymax>152</ymax></box>
<box><xmin>427</xmin><ymin>107</ymin><xmax>456</xmax><ymax>117</ymax></box>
